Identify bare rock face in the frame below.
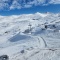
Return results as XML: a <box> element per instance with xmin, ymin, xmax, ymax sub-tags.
<box><xmin>0</xmin><ymin>55</ymin><xmax>9</xmax><ymax>60</ymax></box>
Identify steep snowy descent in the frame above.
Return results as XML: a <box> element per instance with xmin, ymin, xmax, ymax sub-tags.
<box><xmin>0</xmin><ymin>12</ymin><xmax>60</xmax><ymax>60</ymax></box>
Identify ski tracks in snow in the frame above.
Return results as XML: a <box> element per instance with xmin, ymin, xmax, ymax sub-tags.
<box><xmin>33</xmin><ymin>35</ymin><xmax>47</xmax><ymax>48</ymax></box>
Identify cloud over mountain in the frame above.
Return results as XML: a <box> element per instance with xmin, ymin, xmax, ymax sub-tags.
<box><xmin>0</xmin><ymin>0</ymin><xmax>60</xmax><ymax>10</ymax></box>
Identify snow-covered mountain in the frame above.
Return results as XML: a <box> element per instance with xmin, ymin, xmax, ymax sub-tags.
<box><xmin>0</xmin><ymin>12</ymin><xmax>60</xmax><ymax>60</ymax></box>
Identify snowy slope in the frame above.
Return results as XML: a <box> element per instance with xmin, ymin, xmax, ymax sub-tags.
<box><xmin>0</xmin><ymin>12</ymin><xmax>60</xmax><ymax>60</ymax></box>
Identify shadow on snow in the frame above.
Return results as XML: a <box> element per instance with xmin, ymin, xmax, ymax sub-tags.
<box><xmin>9</xmin><ymin>33</ymin><xmax>30</xmax><ymax>42</ymax></box>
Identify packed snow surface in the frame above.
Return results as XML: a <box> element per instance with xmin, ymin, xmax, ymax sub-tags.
<box><xmin>0</xmin><ymin>12</ymin><xmax>60</xmax><ymax>60</ymax></box>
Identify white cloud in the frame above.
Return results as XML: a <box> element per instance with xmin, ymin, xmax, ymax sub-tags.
<box><xmin>10</xmin><ymin>0</ymin><xmax>21</xmax><ymax>10</ymax></box>
<box><xmin>0</xmin><ymin>0</ymin><xmax>60</xmax><ymax>10</ymax></box>
<box><xmin>24</xmin><ymin>4</ymin><xmax>32</xmax><ymax>8</ymax></box>
<box><xmin>0</xmin><ymin>0</ymin><xmax>9</xmax><ymax>10</ymax></box>
<box><xmin>26</xmin><ymin>0</ymin><xmax>46</xmax><ymax>6</ymax></box>
<box><xmin>49</xmin><ymin>0</ymin><xmax>60</xmax><ymax>4</ymax></box>
<box><xmin>10</xmin><ymin>0</ymin><xmax>42</xmax><ymax>9</ymax></box>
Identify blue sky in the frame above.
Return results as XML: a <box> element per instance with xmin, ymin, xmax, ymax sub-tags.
<box><xmin>0</xmin><ymin>4</ymin><xmax>60</xmax><ymax>16</ymax></box>
<box><xmin>0</xmin><ymin>0</ymin><xmax>60</xmax><ymax>15</ymax></box>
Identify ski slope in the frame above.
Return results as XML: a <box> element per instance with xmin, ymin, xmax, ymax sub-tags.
<box><xmin>0</xmin><ymin>12</ymin><xmax>60</xmax><ymax>60</ymax></box>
